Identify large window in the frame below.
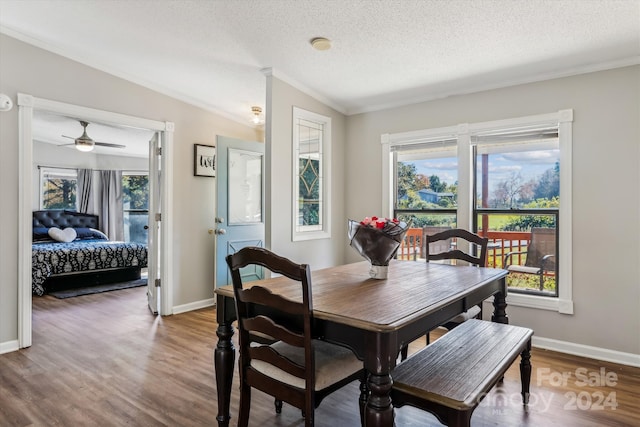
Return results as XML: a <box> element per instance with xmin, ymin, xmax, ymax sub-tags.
<box><xmin>473</xmin><ymin>127</ymin><xmax>560</xmax><ymax>296</ymax></box>
<box><xmin>292</xmin><ymin>107</ymin><xmax>331</xmax><ymax>241</ymax></box>
<box><xmin>40</xmin><ymin>167</ymin><xmax>77</xmax><ymax>210</ymax></box>
<box><xmin>122</xmin><ymin>172</ymin><xmax>149</xmax><ymax>244</ymax></box>
<box><xmin>383</xmin><ymin>110</ymin><xmax>573</xmax><ymax>314</ymax></box>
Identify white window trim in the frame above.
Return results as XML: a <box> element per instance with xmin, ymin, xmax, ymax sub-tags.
<box><xmin>292</xmin><ymin>107</ymin><xmax>331</xmax><ymax>241</ymax></box>
<box><xmin>381</xmin><ymin>110</ymin><xmax>574</xmax><ymax>314</ymax></box>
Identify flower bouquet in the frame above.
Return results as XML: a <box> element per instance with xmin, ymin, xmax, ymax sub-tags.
<box><xmin>348</xmin><ymin>216</ymin><xmax>411</xmax><ymax>279</ymax></box>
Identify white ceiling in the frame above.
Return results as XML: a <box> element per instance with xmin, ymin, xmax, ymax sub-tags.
<box><xmin>1</xmin><ymin>0</ymin><xmax>639</xmax><ymax>154</ymax></box>
<box><xmin>32</xmin><ymin>109</ymin><xmax>156</xmax><ymax>157</ymax></box>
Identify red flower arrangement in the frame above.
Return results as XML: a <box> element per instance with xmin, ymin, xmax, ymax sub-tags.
<box><xmin>348</xmin><ymin>216</ymin><xmax>410</xmax><ymax>279</ymax></box>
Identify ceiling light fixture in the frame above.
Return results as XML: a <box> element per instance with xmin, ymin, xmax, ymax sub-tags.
<box><xmin>75</xmin><ymin>123</ymin><xmax>95</xmax><ymax>152</ymax></box>
<box><xmin>310</xmin><ymin>37</ymin><xmax>331</xmax><ymax>51</ymax></box>
<box><xmin>251</xmin><ymin>106</ymin><xmax>262</xmax><ymax>124</ymax></box>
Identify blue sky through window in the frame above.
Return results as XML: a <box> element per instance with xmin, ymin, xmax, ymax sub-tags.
<box><xmin>410</xmin><ymin>149</ymin><xmax>559</xmax><ymax>194</ymax></box>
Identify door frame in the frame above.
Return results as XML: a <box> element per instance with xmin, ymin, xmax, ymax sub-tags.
<box><xmin>17</xmin><ymin>93</ymin><xmax>175</xmax><ymax>348</ymax></box>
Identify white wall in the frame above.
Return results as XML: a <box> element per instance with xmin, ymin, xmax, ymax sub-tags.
<box><xmin>345</xmin><ymin>66</ymin><xmax>640</xmax><ymax>356</ymax></box>
<box><xmin>266</xmin><ymin>76</ymin><xmax>347</xmax><ymax>268</ymax></box>
<box><xmin>0</xmin><ymin>34</ymin><xmax>262</xmax><ymax>346</ymax></box>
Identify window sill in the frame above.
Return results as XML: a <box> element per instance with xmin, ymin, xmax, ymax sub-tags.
<box><xmin>486</xmin><ymin>293</ymin><xmax>574</xmax><ymax>314</ymax></box>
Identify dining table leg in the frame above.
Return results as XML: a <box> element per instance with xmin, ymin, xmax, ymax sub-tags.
<box><xmin>363</xmin><ymin>333</ymin><xmax>395</xmax><ymax>427</ymax></box>
<box><xmin>215</xmin><ymin>295</ymin><xmax>236</xmax><ymax>427</ymax></box>
<box><xmin>365</xmin><ymin>372</ymin><xmax>394</xmax><ymax>426</ymax></box>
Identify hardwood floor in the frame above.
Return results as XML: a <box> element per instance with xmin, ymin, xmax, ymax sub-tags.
<box><xmin>1</xmin><ymin>287</ymin><xmax>638</xmax><ymax>426</ymax></box>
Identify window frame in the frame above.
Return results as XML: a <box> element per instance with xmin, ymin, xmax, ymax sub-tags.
<box><xmin>39</xmin><ymin>166</ymin><xmax>78</xmax><ymax>210</ymax></box>
<box><xmin>381</xmin><ymin>110</ymin><xmax>574</xmax><ymax>314</ymax></box>
<box><xmin>292</xmin><ymin>107</ymin><xmax>332</xmax><ymax>241</ymax></box>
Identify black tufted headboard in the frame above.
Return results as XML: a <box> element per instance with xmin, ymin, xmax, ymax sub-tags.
<box><xmin>33</xmin><ymin>210</ymin><xmax>99</xmax><ymax>229</ymax></box>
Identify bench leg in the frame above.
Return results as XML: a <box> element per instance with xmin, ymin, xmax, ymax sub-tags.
<box><xmin>520</xmin><ymin>340</ymin><xmax>532</xmax><ymax>404</ymax></box>
<box><xmin>400</xmin><ymin>344</ymin><xmax>408</xmax><ymax>361</ymax></box>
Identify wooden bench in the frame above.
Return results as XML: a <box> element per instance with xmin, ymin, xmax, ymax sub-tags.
<box><xmin>391</xmin><ymin>319</ymin><xmax>533</xmax><ymax>427</ymax></box>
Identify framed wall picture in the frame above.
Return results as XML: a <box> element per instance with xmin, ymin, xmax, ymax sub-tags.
<box><xmin>194</xmin><ymin>144</ymin><xmax>216</xmax><ymax>177</ymax></box>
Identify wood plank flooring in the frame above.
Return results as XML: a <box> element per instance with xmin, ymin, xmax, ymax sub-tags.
<box><xmin>1</xmin><ymin>286</ymin><xmax>638</xmax><ymax>426</ymax></box>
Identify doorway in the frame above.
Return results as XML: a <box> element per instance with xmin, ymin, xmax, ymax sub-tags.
<box><xmin>17</xmin><ymin>94</ymin><xmax>174</xmax><ymax>348</ymax></box>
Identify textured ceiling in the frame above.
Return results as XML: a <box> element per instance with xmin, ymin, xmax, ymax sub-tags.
<box><xmin>1</xmin><ymin>0</ymin><xmax>639</xmax><ymax>134</ymax></box>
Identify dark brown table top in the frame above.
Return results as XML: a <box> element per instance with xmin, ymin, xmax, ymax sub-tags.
<box><xmin>215</xmin><ymin>260</ymin><xmax>508</xmax><ymax>333</ymax></box>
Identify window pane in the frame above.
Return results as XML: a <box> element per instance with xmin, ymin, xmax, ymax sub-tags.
<box><xmin>475</xmin><ymin>147</ymin><xmax>559</xmax><ymax>209</ymax></box>
<box><xmin>41</xmin><ymin>169</ymin><xmax>77</xmax><ymax>210</ymax></box>
<box><xmin>229</xmin><ymin>149</ymin><xmax>263</xmax><ymax>225</ymax></box>
<box><xmin>123</xmin><ymin>174</ymin><xmax>149</xmax><ymax>244</ymax></box>
<box><xmin>123</xmin><ymin>175</ymin><xmax>149</xmax><ymax>210</ymax></box>
<box><xmin>477</xmin><ymin>212</ymin><xmax>558</xmax><ymax>296</ymax></box>
<box><xmin>396</xmin><ymin>154</ymin><xmax>458</xmax><ymax>210</ymax></box>
<box><xmin>295</xmin><ymin>115</ymin><xmax>324</xmax><ymax>233</ymax></box>
<box><xmin>123</xmin><ymin>211</ymin><xmax>148</xmax><ymax>244</ymax></box>
<box><xmin>475</xmin><ymin>142</ymin><xmax>559</xmax><ymax>296</ymax></box>
<box><xmin>299</xmin><ymin>157</ymin><xmax>320</xmax><ymax>226</ymax></box>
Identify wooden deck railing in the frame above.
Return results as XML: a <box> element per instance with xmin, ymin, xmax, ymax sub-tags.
<box><xmin>398</xmin><ymin>229</ymin><xmax>533</xmax><ymax>268</ymax></box>
<box><xmin>477</xmin><ymin>230</ymin><xmax>531</xmax><ymax>268</ymax></box>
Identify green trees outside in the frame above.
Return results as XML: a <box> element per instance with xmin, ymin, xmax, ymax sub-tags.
<box><xmin>42</xmin><ymin>178</ymin><xmax>76</xmax><ymax>209</ymax></box>
<box><xmin>122</xmin><ymin>175</ymin><xmax>149</xmax><ymax>244</ymax></box>
<box><xmin>396</xmin><ymin>163</ymin><xmax>456</xmax><ymax>227</ymax></box>
<box><xmin>397</xmin><ymin>160</ymin><xmax>559</xmax><ymax>231</ymax></box>
<box><xmin>122</xmin><ymin>175</ymin><xmax>149</xmax><ymax>210</ymax></box>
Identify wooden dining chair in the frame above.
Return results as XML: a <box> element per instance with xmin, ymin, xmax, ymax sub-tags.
<box><xmin>226</xmin><ymin>247</ymin><xmax>366</xmax><ymax>427</ymax></box>
<box><xmin>400</xmin><ymin>228</ymin><xmax>489</xmax><ymax>360</ymax></box>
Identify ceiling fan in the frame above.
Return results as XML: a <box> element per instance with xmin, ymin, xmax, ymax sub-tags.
<box><xmin>61</xmin><ymin>120</ymin><xmax>126</xmax><ymax>152</ymax></box>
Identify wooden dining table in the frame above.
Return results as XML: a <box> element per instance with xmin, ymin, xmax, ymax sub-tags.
<box><xmin>214</xmin><ymin>260</ymin><xmax>509</xmax><ymax>427</ymax></box>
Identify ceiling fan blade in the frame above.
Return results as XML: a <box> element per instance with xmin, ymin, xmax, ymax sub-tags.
<box><xmin>62</xmin><ymin>135</ymin><xmax>75</xmax><ymax>140</ymax></box>
<box><xmin>94</xmin><ymin>142</ymin><xmax>126</xmax><ymax>149</ymax></box>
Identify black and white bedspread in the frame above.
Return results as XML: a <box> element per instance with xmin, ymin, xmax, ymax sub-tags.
<box><xmin>32</xmin><ymin>240</ymin><xmax>148</xmax><ymax>296</ymax></box>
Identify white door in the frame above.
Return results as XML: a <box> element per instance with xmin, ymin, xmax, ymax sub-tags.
<box><xmin>215</xmin><ymin>136</ymin><xmax>265</xmax><ymax>288</ymax></box>
<box><xmin>147</xmin><ymin>132</ymin><xmax>161</xmax><ymax>313</ymax></box>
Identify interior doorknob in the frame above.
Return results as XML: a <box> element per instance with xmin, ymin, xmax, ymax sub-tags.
<box><xmin>214</xmin><ymin>228</ymin><xmax>226</xmax><ymax>235</ymax></box>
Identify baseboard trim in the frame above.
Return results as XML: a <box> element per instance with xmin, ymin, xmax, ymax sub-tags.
<box><xmin>172</xmin><ymin>298</ymin><xmax>215</xmax><ymax>315</ymax></box>
<box><xmin>0</xmin><ymin>340</ymin><xmax>20</xmax><ymax>355</ymax></box>
<box><xmin>533</xmin><ymin>336</ymin><xmax>640</xmax><ymax>368</ymax></box>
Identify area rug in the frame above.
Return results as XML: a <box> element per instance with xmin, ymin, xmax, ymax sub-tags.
<box><xmin>49</xmin><ymin>278</ymin><xmax>147</xmax><ymax>299</ymax></box>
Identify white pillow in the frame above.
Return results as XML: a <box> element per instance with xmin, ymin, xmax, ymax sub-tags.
<box><xmin>48</xmin><ymin>227</ymin><xmax>77</xmax><ymax>243</ymax></box>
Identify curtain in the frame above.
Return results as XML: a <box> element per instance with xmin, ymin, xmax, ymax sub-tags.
<box><xmin>100</xmin><ymin>170</ymin><xmax>124</xmax><ymax>241</ymax></box>
<box><xmin>76</xmin><ymin>168</ymin><xmax>94</xmax><ymax>214</ymax></box>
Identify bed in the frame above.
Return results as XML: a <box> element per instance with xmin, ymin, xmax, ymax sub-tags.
<box><xmin>32</xmin><ymin>210</ymin><xmax>148</xmax><ymax>296</ymax></box>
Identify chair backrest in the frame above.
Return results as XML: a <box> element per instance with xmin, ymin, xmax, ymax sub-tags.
<box><xmin>226</xmin><ymin>247</ymin><xmax>315</xmax><ymax>395</ymax></box>
<box><xmin>524</xmin><ymin>227</ymin><xmax>556</xmax><ymax>270</ymax></box>
<box><xmin>423</xmin><ymin>226</ymin><xmax>453</xmax><ymax>257</ymax></box>
<box><xmin>398</xmin><ymin>228</ymin><xmax>423</xmax><ymax>260</ymax></box>
<box><xmin>425</xmin><ymin>228</ymin><xmax>489</xmax><ymax>267</ymax></box>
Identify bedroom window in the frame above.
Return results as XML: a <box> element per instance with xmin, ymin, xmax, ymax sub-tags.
<box><xmin>122</xmin><ymin>173</ymin><xmax>149</xmax><ymax>244</ymax></box>
<box><xmin>292</xmin><ymin>107</ymin><xmax>332</xmax><ymax>241</ymax></box>
<box><xmin>40</xmin><ymin>167</ymin><xmax>77</xmax><ymax>210</ymax></box>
